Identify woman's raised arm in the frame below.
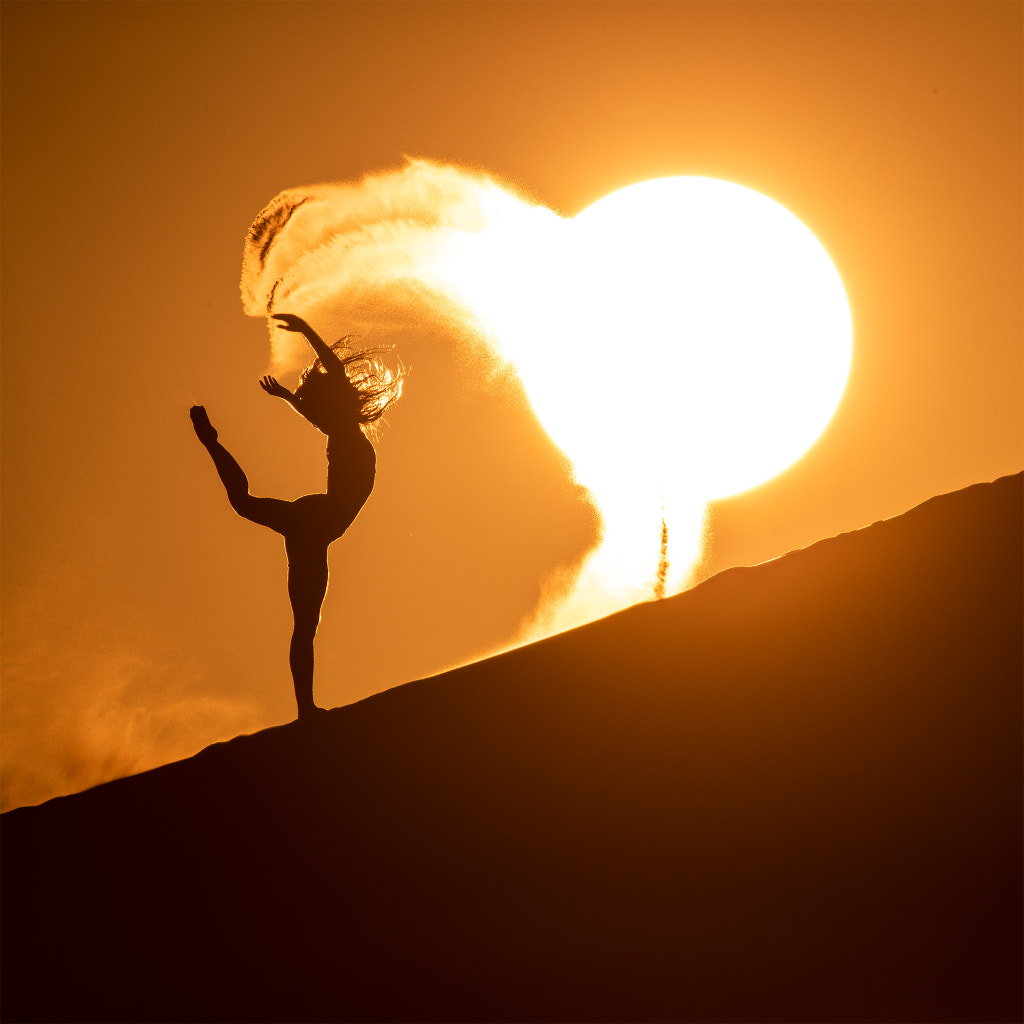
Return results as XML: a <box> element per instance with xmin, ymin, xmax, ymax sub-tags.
<box><xmin>271</xmin><ymin>314</ymin><xmax>346</xmax><ymax>373</ymax></box>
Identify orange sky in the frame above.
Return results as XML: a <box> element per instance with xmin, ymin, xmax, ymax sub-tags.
<box><xmin>2</xmin><ymin>1</ymin><xmax>1021</xmax><ymax>811</ymax></box>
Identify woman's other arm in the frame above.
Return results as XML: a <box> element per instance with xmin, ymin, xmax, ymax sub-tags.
<box><xmin>259</xmin><ymin>375</ymin><xmax>304</xmax><ymax>415</ymax></box>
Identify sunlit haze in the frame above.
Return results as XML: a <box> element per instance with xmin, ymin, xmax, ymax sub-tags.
<box><xmin>244</xmin><ymin>165</ymin><xmax>851</xmax><ymax>635</ymax></box>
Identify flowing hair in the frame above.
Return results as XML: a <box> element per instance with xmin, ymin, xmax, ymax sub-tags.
<box><xmin>293</xmin><ymin>336</ymin><xmax>405</xmax><ymax>431</ymax></box>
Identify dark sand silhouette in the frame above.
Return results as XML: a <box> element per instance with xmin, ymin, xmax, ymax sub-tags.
<box><xmin>3</xmin><ymin>473</ymin><xmax>1021</xmax><ymax>1023</ymax></box>
<box><xmin>190</xmin><ymin>314</ymin><xmax>402</xmax><ymax>720</ymax></box>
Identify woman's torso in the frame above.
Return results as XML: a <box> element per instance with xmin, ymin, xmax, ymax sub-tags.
<box><xmin>322</xmin><ymin>425</ymin><xmax>376</xmax><ymax>538</ymax></box>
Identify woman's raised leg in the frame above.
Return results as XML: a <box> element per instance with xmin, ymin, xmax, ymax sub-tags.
<box><xmin>191</xmin><ymin>406</ymin><xmax>291</xmax><ymax>532</ymax></box>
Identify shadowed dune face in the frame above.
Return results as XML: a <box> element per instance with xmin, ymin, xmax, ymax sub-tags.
<box><xmin>2</xmin><ymin>473</ymin><xmax>1021</xmax><ymax>1023</ymax></box>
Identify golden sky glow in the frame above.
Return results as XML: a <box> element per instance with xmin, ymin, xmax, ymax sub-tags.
<box><xmin>244</xmin><ymin>168</ymin><xmax>852</xmax><ymax>629</ymax></box>
<box><xmin>2</xmin><ymin>1</ymin><xmax>1020</xmax><ymax>810</ymax></box>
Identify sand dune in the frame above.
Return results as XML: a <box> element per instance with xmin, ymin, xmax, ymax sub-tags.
<box><xmin>3</xmin><ymin>473</ymin><xmax>1021</xmax><ymax>1022</ymax></box>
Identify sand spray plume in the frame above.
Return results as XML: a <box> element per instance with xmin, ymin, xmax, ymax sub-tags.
<box><xmin>241</xmin><ymin>161</ymin><xmax>500</xmax><ymax>369</ymax></box>
<box><xmin>241</xmin><ymin>159</ymin><xmax>721</xmax><ymax>639</ymax></box>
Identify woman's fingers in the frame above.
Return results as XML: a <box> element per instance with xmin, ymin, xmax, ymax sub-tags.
<box><xmin>271</xmin><ymin>313</ymin><xmax>306</xmax><ymax>332</ymax></box>
<box><xmin>259</xmin><ymin>375</ymin><xmax>289</xmax><ymax>397</ymax></box>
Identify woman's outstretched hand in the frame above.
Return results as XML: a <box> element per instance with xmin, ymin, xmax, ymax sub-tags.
<box><xmin>270</xmin><ymin>312</ymin><xmax>343</xmax><ymax>374</ymax></box>
<box><xmin>270</xmin><ymin>313</ymin><xmax>313</xmax><ymax>336</ymax></box>
<box><xmin>259</xmin><ymin>375</ymin><xmax>292</xmax><ymax>400</ymax></box>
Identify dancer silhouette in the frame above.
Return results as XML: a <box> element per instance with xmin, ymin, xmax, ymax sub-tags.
<box><xmin>191</xmin><ymin>314</ymin><xmax>403</xmax><ymax>721</ymax></box>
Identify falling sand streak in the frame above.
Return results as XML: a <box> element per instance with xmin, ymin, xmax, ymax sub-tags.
<box><xmin>655</xmin><ymin>514</ymin><xmax>670</xmax><ymax>602</ymax></box>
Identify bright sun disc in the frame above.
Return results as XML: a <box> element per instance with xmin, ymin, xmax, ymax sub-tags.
<box><xmin>522</xmin><ymin>177</ymin><xmax>853</xmax><ymax>501</ymax></box>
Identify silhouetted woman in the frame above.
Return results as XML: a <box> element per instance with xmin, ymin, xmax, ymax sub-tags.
<box><xmin>190</xmin><ymin>313</ymin><xmax>403</xmax><ymax>721</ymax></box>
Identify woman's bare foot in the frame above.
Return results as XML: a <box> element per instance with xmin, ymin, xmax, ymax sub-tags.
<box><xmin>190</xmin><ymin>405</ymin><xmax>218</xmax><ymax>446</ymax></box>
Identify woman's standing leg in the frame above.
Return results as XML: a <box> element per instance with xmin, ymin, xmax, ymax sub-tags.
<box><xmin>284</xmin><ymin>534</ymin><xmax>330</xmax><ymax>720</ymax></box>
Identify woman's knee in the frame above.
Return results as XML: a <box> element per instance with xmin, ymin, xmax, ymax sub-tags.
<box><xmin>227</xmin><ymin>490</ymin><xmax>256</xmax><ymax>518</ymax></box>
<box><xmin>290</xmin><ymin>620</ymin><xmax>319</xmax><ymax>649</ymax></box>
<box><xmin>289</xmin><ymin>597</ymin><xmax>324</xmax><ymax>637</ymax></box>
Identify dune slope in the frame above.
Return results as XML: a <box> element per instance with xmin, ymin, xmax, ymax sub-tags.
<box><xmin>3</xmin><ymin>473</ymin><xmax>1021</xmax><ymax>1022</ymax></box>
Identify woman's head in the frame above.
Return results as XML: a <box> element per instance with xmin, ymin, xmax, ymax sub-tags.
<box><xmin>293</xmin><ymin>337</ymin><xmax>404</xmax><ymax>434</ymax></box>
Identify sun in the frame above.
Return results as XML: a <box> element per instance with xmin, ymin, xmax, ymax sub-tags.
<box><xmin>515</xmin><ymin>177</ymin><xmax>852</xmax><ymax>502</ymax></box>
<box><xmin>431</xmin><ymin>174</ymin><xmax>852</xmax><ymax>624</ymax></box>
